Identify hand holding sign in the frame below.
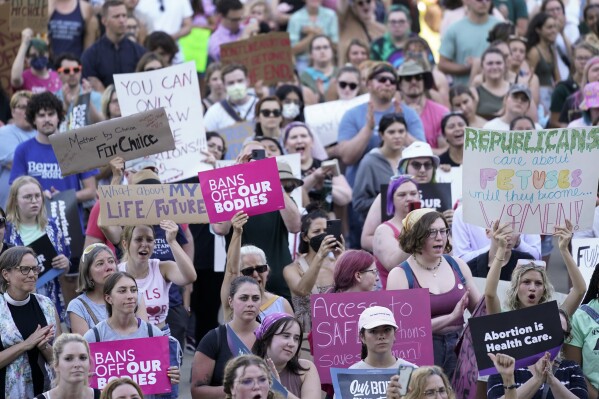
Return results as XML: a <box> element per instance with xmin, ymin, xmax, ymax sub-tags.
<box><xmin>231</xmin><ymin>211</ymin><xmax>249</xmax><ymax>233</ymax></box>
<box><xmin>51</xmin><ymin>254</ymin><xmax>70</xmax><ymax>271</ymax></box>
<box><xmin>167</xmin><ymin>366</ymin><xmax>180</xmax><ymax>385</ymax></box>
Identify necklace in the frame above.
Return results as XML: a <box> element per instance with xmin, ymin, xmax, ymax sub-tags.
<box><xmin>413</xmin><ymin>255</ymin><xmax>442</xmax><ymax>277</ymax></box>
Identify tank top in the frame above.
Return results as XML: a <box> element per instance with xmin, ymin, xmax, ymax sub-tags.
<box><xmin>374</xmin><ymin>221</ymin><xmax>401</xmax><ymax>289</ymax></box>
<box><xmin>118</xmin><ymin>259</ymin><xmax>171</xmax><ymax>325</ymax></box>
<box><xmin>475</xmin><ymin>85</ymin><xmax>505</xmax><ymax>120</ymax></box>
<box><xmin>291</xmin><ymin>256</ymin><xmax>333</xmax><ymax>332</ymax></box>
<box><xmin>535</xmin><ymin>47</ymin><xmax>555</xmax><ymax>87</ymax></box>
<box><xmin>48</xmin><ymin>0</ymin><xmax>85</xmax><ymax>58</ymax></box>
<box><xmin>280</xmin><ymin>368</ymin><xmax>303</xmax><ymax>398</ymax></box>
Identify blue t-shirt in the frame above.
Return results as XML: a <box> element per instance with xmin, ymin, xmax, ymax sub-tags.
<box><xmin>338</xmin><ymin>102</ymin><xmax>425</xmax><ymax>186</ymax></box>
<box><xmin>0</xmin><ymin>124</ymin><xmax>37</xmax><ymax>208</ymax></box>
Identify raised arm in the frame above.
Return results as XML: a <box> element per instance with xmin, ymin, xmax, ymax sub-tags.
<box><xmin>373</xmin><ymin>223</ymin><xmax>409</xmax><ymax>272</ymax></box>
<box><xmin>160</xmin><ymin>220</ymin><xmax>197</xmax><ymax>286</ymax></box>
<box><xmin>219</xmin><ymin>212</ymin><xmax>248</xmax><ymax>316</ymax></box>
<box><xmin>485</xmin><ymin>221</ymin><xmax>511</xmax><ymax>315</ymax></box>
<box><xmin>556</xmin><ymin>220</ymin><xmax>586</xmax><ymax>316</ymax></box>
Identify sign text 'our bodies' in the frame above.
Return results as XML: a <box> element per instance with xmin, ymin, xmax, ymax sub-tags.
<box><xmin>208</xmin><ymin>173</ymin><xmax>271</xmax><ymax>213</ymax></box>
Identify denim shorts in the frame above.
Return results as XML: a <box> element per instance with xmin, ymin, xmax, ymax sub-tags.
<box><xmin>433</xmin><ymin>330</ymin><xmax>460</xmax><ymax>380</ymax></box>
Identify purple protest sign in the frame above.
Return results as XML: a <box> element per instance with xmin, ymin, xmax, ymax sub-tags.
<box><xmin>310</xmin><ymin>289</ymin><xmax>434</xmax><ymax>384</ymax></box>
<box><xmin>89</xmin><ymin>336</ymin><xmax>171</xmax><ymax>395</ymax></box>
<box><xmin>198</xmin><ymin>158</ymin><xmax>285</xmax><ymax>223</ymax></box>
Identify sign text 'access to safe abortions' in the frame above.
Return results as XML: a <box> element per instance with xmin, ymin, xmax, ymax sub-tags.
<box><xmin>198</xmin><ymin>158</ymin><xmax>285</xmax><ymax>223</ymax></box>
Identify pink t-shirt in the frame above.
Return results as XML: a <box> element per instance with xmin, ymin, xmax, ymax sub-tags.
<box><xmin>19</xmin><ymin>68</ymin><xmax>62</xmax><ymax>94</ymax></box>
<box><xmin>420</xmin><ymin>99</ymin><xmax>449</xmax><ymax>149</ymax></box>
<box><xmin>118</xmin><ymin>258</ymin><xmax>172</xmax><ymax>325</ymax></box>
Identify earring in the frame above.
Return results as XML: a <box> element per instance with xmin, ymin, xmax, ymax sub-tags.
<box><xmin>90</xmin><ymin>280</ymin><xmax>95</xmax><ymax>289</ymax></box>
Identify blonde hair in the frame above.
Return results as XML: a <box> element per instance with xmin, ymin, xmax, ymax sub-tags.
<box><xmin>52</xmin><ymin>334</ymin><xmax>91</xmax><ymax>386</ymax></box>
<box><xmin>223</xmin><ymin>355</ymin><xmax>274</xmax><ymax>399</ymax></box>
<box><xmin>505</xmin><ymin>263</ymin><xmax>554</xmax><ymax>310</ymax></box>
<box><xmin>120</xmin><ymin>224</ymin><xmax>154</xmax><ymax>263</ymax></box>
<box><xmin>6</xmin><ymin>176</ymin><xmax>48</xmax><ymax>231</ymax></box>
<box><xmin>100</xmin><ymin>377</ymin><xmax>144</xmax><ymax>399</ymax></box>
<box><xmin>404</xmin><ymin>366</ymin><xmax>456</xmax><ymax>399</ymax></box>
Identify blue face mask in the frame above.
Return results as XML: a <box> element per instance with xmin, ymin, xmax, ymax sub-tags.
<box><xmin>30</xmin><ymin>56</ymin><xmax>49</xmax><ymax>71</ymax></box>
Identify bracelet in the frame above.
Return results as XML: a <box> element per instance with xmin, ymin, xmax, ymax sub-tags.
<box><xmin>503</xmin><ymin>384</ymin><xmax>517</xmax><ymax>390</ymax></box>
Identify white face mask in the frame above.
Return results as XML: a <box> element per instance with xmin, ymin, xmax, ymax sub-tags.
<box><xmin>282</xmin><ymin>103</ymin><xmax>300</xmax><ymax>119</ymax></box>
<box><xmin>226</xmin><ymin>82</ymin><xmax>247</xmax><ymax>101</ymax></box>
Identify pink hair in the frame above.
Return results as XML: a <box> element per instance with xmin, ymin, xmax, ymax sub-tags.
<box><xmin>333</xmin><ymin>250</ymin><xmax>375</xmax><ymax>292</ymax></box>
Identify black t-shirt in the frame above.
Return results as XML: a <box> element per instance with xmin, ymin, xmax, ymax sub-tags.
<box><xmin>34</xmin><ymin>388</ymin><xmax>102</xmax><ymax>399</ymax></box>
<box><xmin>0</xmin><ymin>295</ymin><xmax>49</xmax><ymax>395</ymax></box>
<box><xmin>467</xmin><ymin>249</ymin><xmax>535</xmax><ymax>281</ymax></box>
<box><xmin>438</xmin><ymin>150</ymin><xmax>461</xmax><ymax>167</ymax></box>
<box><xmin>196</xmin><ymin>325</ymin><xmax>233</xmax><ymax>386</ymax></box>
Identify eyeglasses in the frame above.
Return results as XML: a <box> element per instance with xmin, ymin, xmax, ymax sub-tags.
<box><xmin>312</xmin><ymin>45</ymin><xmax>331</xmax><ymax>51</ymax></box>
<box><xmin>260</xmin><ymin>109</ymin><xmax>281</xmax><ymax>118</ymax></box>
<box><xmin>427</xmin><ymin>228</ymin><xmax>450</xmax><ymax>239</ymax></box>
<box><xmin>360</xmin><ymin>268</ymin><xmax>379</xmax><ymax>275</ymax></box>
<box><xmin>14</xmin><ymin>265</ymin><xmax>43</xmax><ymax>275</ymax></box>
<box><xmin>424</xmin><ymin>387</ymin><xmax>448</xmax><ymax>397</ymax></box>
<box><xmin>241</xmin><ymin>265</ymin><xmax>268</xmax><ymax>276</ymax></box>
<box><xmin>403</xmin><ymin>74</ymin><xmax>424</xmax><ymax>82</ymax></box>
<box><xmin>0</xmin><ymin>217</ymin><xmax>5</xmax><ymax>228</ymax></box>
<box><xmin>81</xmin><ymin>243</ymin><xmax>110</xmax><ymax>263</ymax></box>
<box><xmin>410</xmin><ymin>161</ymin><xmax>434</xmax><ymax>171</ymax></box>
<box><xmin>375</xmin><ymin>76</ymin><xmax>397</xmax><ymax>85</ymax></box>
<box><xmin>237</xmin><ymin>376</ymin><xmax>270</xmax><ymax>387</ymax></box>
<box><xmin>389</xmin><ymin>19</ymin><xmax>408</xmax><ymax>25</ymax></box>
<box><xmin>338</xmin><ymin>81</ymin><xmax>358</xmax><ymax>90</ymax></box>
<box><xmin>14</xmin><ymin>104</ymin><xmax>28</xmax><ymax>110</ymax></box>
<box><xmin>58</xmin><ymin>66</ymin><xmax>82</xmax><ymax>75</ymax></box>
<box><xmin>21</xmin><ymin>193</ymin><xmax>42</xmax><ymax>202</ymax></box>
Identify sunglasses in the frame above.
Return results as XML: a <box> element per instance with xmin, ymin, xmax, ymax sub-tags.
<box><xmin>338</xmin><ymin>81</ymin><xmax>358</xmax><ymax>90</ymax></box>
<box><xmin>58</xmin><ymin>66</ymin><xmax>82</xmax><ymax>74</ymax></box>
<box><xmin>410</xmin><ymin>161</ymin><xmax>434</xmax><ymax>170</ymax></box>
<box><xmin>0</xmin><ymin>217</ymin><xmax>4</xmax><ymax>228</ymax></box>
<box><xmin>81</xmin><ymin>243</ymin><xmax>110</xmax><ymax>263</ymax></box>
<box><xmin>260</xmin><ymin>109</ymin><xmax>281</xmax><ymax>118</ymax></box>
<box><xmin>375</xmin><ymin>76</ymin><xmax>397</xmax><ymax>85</ymax></box>
<box><xmin>403</xmin><ymin>74</ymin><xmax>424</xmax><ymax>82</ymax></box>
<box><xmin>241</xmin><ymin>265</ymin><xmax>268</xmax><ymax>276</ymax></box>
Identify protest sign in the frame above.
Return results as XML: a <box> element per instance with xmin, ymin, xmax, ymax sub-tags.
<box><xmin>198</xmin><ymin>157</ymin><xmax>285</xmax><ymax>223</ymax></box>
<box><xmin>45</xmin><ymin>189</ymin><xmax>84</xmax><ymax>259</ymax></box>
<box><xmin>419</xmin><ymin>183</ymin><xmax>452</xmax><ymax>212</ymax></box>
<box><xmin>98</xmin><ymin>183</ymin><xmax>209</xmax><ymax>226</ymax></box>
<box><xmin>331</xmin><ymin>368</ymin><xmax>397</xmax><ymax>399</ymax></box>
<box><xmin>437</xmin><ymin>166</ymin><xmax>463</xmax><ymax>204</ymax></box>
<box><xmin>462</xmin><ymin>127</ymin><xmax>599</xmax><ymax>234</ymax></box>
<box><xmin>10</xmin><ymin>0</ymin><xmax>49</xmax><ymax>33</ymax></box>
<box><xmin>469</xmin><ymin>300</ymin><xmax>563</xmax><ymax>376</ymax></box>
<box><xmin>89</xmin><ymin>336</ymin><xmax>171</xmax><ymax>395</ymax></box>
<box><xmin>0</xmin><ymin>4</ymin><xmax>21</xmax><ymax>91</ymax></box>
<box><xmin>179</xmin><ymin>27</ymin><xmax>210</xmax><ymax>73</ymax></box>
<box><xmin>311</xmin><ymin>289</ymin><xmax>433</xmax><ymax>383</ymax></box>
<box><xmin>61</xmin><ymin>92</ymin><xmax>91</xmax><ymax>132</ymax></box>
<box><xmin>304</xmin><ymin>94</ymin><xmax>369</xmax><ymax>146</ymax></box>
<box><xmin>220</xmin><ymin>32</ymin><xmax>293</xmax><ymax>85</ymax></box>
<box><xmin>49</xmin><ymin>108</ymin><xmax>175</xmax><ymax>176</ymax></box>
<box><xmin>572</xmin><ymin>238</ymin><xmax>599</xmax><ymax>289</ymax></box>
<box><xmin>27</xmin><ymin>234</ymin><xmax>61</xmax><ymax>288</ymax></box>
<box><xmin>216</xmin><ymin>121</ymin><xmax>255</xmax><ymax>160</ymax></box>
<box><xmin>114</xmin><ymin>62</ymin><xmax>207</xmax><ymax>183</ymax></box>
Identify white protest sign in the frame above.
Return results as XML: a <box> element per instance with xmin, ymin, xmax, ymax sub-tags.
<box><xmin>114</xmin><ymin>61</ymin><xmax>207</xmax><ymax>183</ymax></box>
<box><xmin>304</xmin><ymin>94</ymin><xmax>369</xmax><ymax>146</ymax></box>
<box><xmin>436</xmin><ymin>166</ymin><xmax>462</xmax><ymax>205</ymax></box>
<box><xmin>571</xmin><ymin>238</ymin><xmax>599</xmax><ymax>288</ymax></box>
<box><xmin>462</xmin><ymin>127</ymin><xmax>599</xmax><ymax>234</ymax></box>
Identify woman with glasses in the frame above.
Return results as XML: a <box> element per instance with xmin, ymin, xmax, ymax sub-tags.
<box><xmin>330</xmin><ymin>65</ymin><xmax>361</xmax><ymax>101</ymax></box>
<box><xmin>67</xmin><ymin>243</ymin><xmax>148</xmax><ymax>335</ymax></box>
<box><xmin>387</xmin><ymin>209</ymin><xmax>480</xmax><ymax>379</ymax></box>
<box><xmin>220</xmin><ymin>212</ymin><xmax>293</xmax><ymax>320</ymax></box>
<box><xmin>300</xmin><ymin>35</ymin><xmax>338</xmax><ymax>103</ymax></box>
<box><xmin>0</xmin><ymin>246</ymin><xmax>61</xmax><ymax>398</ymax></box>
<box><xmin>254</xmin><ymin>96</ymin><xmax>284</xmax><ymax>142</ymax></box>
<box><xmin>389</xmin><ymin>366</ymin><xmax>455</xmax><ymax>399</ymax></box>
<box><xmin>5</xmin><ymin>176</ymin><xmax>70</xmax><ymax>319</ymax></box>
<box><xmin>192</xmin><ymin>277</ymin><xmax>262</xmax><ymax>399</ymax></box>
<box><xmin>330</xmin><ymin>250</ymin><xmax>379</xmax><ymax>293</ymax></box>
<box><xmin>222</xmin><ymin>354</ymin><xmax>275</xmax><ymax>399</ymax></box>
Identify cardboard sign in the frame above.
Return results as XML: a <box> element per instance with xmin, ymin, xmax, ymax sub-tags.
<box><xmin>419</xmin><ymin>183</ymin><xmax>452</xmax><ymax>212</ymax></box>
<box><xmin>0</xmin><ymin>3</ymin><xmax>22</xmax><ymax>91</ymax></box>
<box><xmin>311</xmin><ymin>289</ymin><xmax>434</xmax><ymax>384</ymax></box>
<box><xmin>216</xmin><ymin>121</ymin><xmax>255</xmax><ymax>160</ymax></box>
<box><xmin>49</xmin><ymin>108</ymin><xmax>175</xmax><ymax>176</ymax></box>
<box><xmin>571</xmin><ymin>238</ymin><xmax>599</xmax><ymax>289</ymax></box>
<box><xmin>469</xmin><ymin>301</ymin><xmax>563</xmax><ymax>376</ymax></box>
<box><xmin>98</xmin><ymin>183</ymin><xmax>209</xmax><ymax>226</ymax></box>
<box><xmin>27</xmin><ymin>234</ymin><xmax>60</xmax><ymax>288</ymax></box>
<box><xmin>114</xmin><ymin>61</ymin><xmax>208</xmax><ymax>183</ymax></box>
<box><xmin>179</xmin><ymin>27</ymin><xmax>210</xmax><ymax>73</ymax></box>
<box><xmin>331</xmin><ymin>368</ymin><xmax>397</xmax><ymax>399</ymax></box>
<box><xmin>304</xmin><ymin>94</ymin><xmax>370</xmax><ymax>146</ymax></box>
<box><xmin>10</xmin><ymin>0</ymin><xmax>49</xmax><ymax>33</ymax></box>
<box><xmin>220</xmin><ymin>32</ymin><xmax>294</xmax><ymax>85</ymax></box>
<box><xmin>197</xmin><ymin>158</ymin><xmax>285</xmax><ymax>223</ymax></box>
<box><xmin>89</xmin><ymin>336</ymin><xmax>171</xmax><ymax>395</ymax></box>
<box><xmin>462</xmin><ymin>127</ymin><xmax>599</xmax><ymax>234</ymax></box>
<box><xmin>45</xmin><ymin>189</ymin><xmax>84</xmax><ymax>259</ymax></box>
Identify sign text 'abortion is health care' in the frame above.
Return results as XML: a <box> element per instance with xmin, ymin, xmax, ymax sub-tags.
<box><xmin>310</xmin><ymin>289</ymin><xmax>433</xmax><ymax>384</ymax></box>
<box><xmin>462</xmin><ymin>127</ymin><xmax>599</xmax><ymax>234</ymax></box>
<box><xmin>89</xmin><ymin>337</ymin><xmax>171</xmax><ymax>395</ymax></box>
<box><xmin>198</xmin><ymin>158</ymin><xmax>285</xmax><ymax>223</ymax></box>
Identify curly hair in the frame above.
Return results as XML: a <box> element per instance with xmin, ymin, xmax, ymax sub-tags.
<box><xmin>25</xmin><ymin>91</ymin><xmax>65</xmax><ymax>127</ymax></box>
<box><xmin>504</xmin><ymin>263</ymin><xmax>555</xmax><ymax>310</ymax></box>
<box><xmin>399</xmin><ymin>211</ymin><xmax>452</xmax><ymax>254</ymax></box>
<box><xmin>223</xmin><ymin>355</ymin><xmax>275</xmax><ymax>399</ymax></box>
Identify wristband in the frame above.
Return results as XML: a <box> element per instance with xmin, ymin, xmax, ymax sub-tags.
<box><xmin>503</xmin><ymin>384</ymin><xmax>517</xmax><ymax>390</ymax></box>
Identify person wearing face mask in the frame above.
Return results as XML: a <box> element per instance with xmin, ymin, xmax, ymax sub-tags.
<box><xmin>204</xmin><ymin>63</ymin><xmax>258</xmax><ymax>131</ymax></box>
<box><xmin>11</xmin><ymin>29</ymin><xmax>62</xmax><ymax>94</ymax></box>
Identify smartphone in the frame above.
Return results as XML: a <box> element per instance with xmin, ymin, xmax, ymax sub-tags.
<box><xmin>326</xmin><ymin>219</ymin><xmax>342</xmax><ymax>243</ymax></box>
<box><xmin>251</xmin><ymin>149</ymin><xmax>266</xmax><ymax>160</ymax></box>
<box><xmin>397</xmin><ymin>365</ymin><xmax>414</xmax><ymax>396</ymax></box>
<box><xmin>408</xmin><ymin>201</ymin><xmax>422</xmax><ymax>212</ymax></box>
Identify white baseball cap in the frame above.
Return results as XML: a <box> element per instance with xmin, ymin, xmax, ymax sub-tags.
<box><xmin>358</xmin><ymin>306</ymin><xmax>398</xmax><ymax>330</ymax></box>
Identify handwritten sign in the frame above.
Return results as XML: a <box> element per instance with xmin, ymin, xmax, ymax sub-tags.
<box><xmin>114</xmin><ymin>61</ymin><xmax>208</xmax><ymax>183</ymax></box>
<box><xmin>10</xmin><ymin>0</ymin><xmax>48</xmax><ymax>33</ymax></box>
<box><xmin>0</xmin><ymin>3</ymin><xmax>22</xmax><ymax>90</ymax></box>
<box><xmin>572</xmin><ymin>238</ymin><xmax>599</xmax><ymax>289</ymax></box>
<box><xmin>469</xmin><ymin>301</ymin><xmax>563</xmax><ymax>376</ymax></box>
<box><xmin>310</xmin><ymin>289</ymin><xmax>433</xmax><ymax>384</ymax></box>
<box><xmin>197</xmin><ymin>158</ymin><xmax>285</xmax><ymax>223</ymax></box>
<box><xmin>462</xmin><ymin>127</ymin><xmax>599</xmax><ymax>234</ymax></box>
<box><xmin>331</xmin><ymin>368</ymin><xmax>396</xmax><ymax>399</ymax></box>
<box><xmin>49</xmin><ymin>108</ymin><xmax>174</xmax><ymax>176</ymax></box>
<box><xmin>45</xmin><ymin>189</ymin><xmax>84</xmax><ymax>259</ymax></box>
<box><xmin>98</xmin><ymin>183</ymin><xmax>209</xmax><ymax>226</ymax></box>
<box><xmin>220</xmin><ymin>32</ymin><xmax>294</xmax><ymax>85</ymax></box>
<box><xmin>216</xmin><ymin>121</ymin><xmax>255</xmax><ymax>160</ymax></box>
<box><xmin>89</xmin><ymin>336</ymin><xmax>171</xmax><ymax>395</ymax></box>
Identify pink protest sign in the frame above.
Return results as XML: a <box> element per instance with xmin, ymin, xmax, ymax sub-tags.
<box><xmin>89</xmin><ymin>336</ymin><xmax>171</xmax><ymax>395</ymax></box>
<box><xmin>310</xmin><ymin>289</ymin><xmax>434</xmax><ymax>384</ymax></box>
<box><xmin>198</xmin><ymin>158</ymin><xmax>285</xmax><ymax>223</ymax></box>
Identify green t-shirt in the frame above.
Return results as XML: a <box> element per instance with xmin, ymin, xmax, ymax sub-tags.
<box><xmin>569</xmin><ymin>298</ymin><xmax>599</xmax><ymax>389</ymax></box>
<box><xmin>492</xmin><ymin>0</ymin><xmax>528</xmax><ymax>24</ymax></box>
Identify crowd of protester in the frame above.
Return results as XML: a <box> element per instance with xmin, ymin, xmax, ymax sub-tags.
<box><xmin>1</xmin><ymin>0</ymin><xmax>599</xmax><ymax>397</ymax></box>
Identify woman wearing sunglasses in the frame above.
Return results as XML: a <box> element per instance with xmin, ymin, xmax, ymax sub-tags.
<box><xmin>220</xmin><ymin>211</ymin><xmax>293</xmax><ymax>320</ymax></box>
<box><xmin>331</xmin><ymin>65</ymin><xmax>361</xmax><ymax>101</ymax></box>
<box><xmin>387</xmin><ymin>209</ymin><xmax>480</xmax><ymax>379</ymax></box>
<box><xmin>0</xmin><ymin>246</ymin><xmax>61</xmax><ymax>398</ymax></box>
<box><xmin>254</xmin><ymin>96</ymin><xmax>284</xmax><ymax>142</ymax></box>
